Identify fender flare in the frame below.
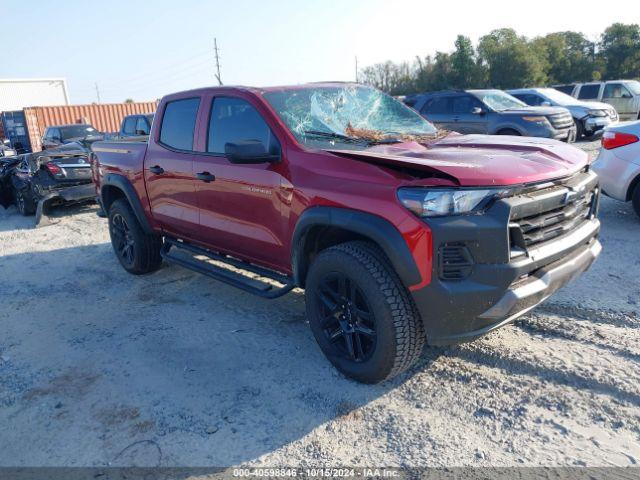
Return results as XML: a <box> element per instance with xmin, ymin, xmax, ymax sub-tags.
<box><xmin>291</xmin><ymin>207</ymin><xmax>422</xmax><ymax>288</ymax></box>
<box><xmin>101</xmin><ymin>173</ymin><xmax>153</xmax><ymax>234</ymax></box>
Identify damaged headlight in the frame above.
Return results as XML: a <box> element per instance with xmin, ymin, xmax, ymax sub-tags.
<box><xmin>587</xmin><ymin>109</ymin><xmax>607</xmax><ymax>117</ymax></box>
<box><xmin>397</xmin><ymin>188</ymin><xmax>506</xmax><ymax>217</ymax></box>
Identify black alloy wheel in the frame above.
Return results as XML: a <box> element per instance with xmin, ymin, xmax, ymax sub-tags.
<box><xmin>110</xmin><ymin>212</ymin><xmax>135</xmax><ymax>267</ymax></box>
<box><xmin>317</xmin><ymin>272</ymin><xmax>377</xmax><ymax>363</ymax></box>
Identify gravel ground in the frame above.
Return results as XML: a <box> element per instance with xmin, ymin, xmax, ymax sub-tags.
<box><xmin>0</xmin><ymin>140</ymin><xmax>639</xmax><ymax>467</ymax></box>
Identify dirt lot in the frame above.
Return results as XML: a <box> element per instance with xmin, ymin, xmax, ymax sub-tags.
<box><xmin>0</xmin><ymin>140</ymin><xmax>639</xmax><ymax>467</ymax></box>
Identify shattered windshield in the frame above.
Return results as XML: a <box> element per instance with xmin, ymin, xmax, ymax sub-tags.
<box><xmin>262</xmin><ymin>85</ymin><xmax>437</xmax><ymax>148</ymax></box>
<box><xmin>470</xmin><ymin>90</ymin><xmax>527</xmax><ymax>111</ymax></box>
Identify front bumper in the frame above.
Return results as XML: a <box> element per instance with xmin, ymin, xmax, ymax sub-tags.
<box><xmin>34</xmin><ymin>182</ymin><xmax>95</xmax><ymax>226</ymax></box>
<box><xmin>410</xmin><ymin>170</ymin><xmax>601</xmax><ymax>345</ymax></box>
<box><xmin>583</xmin><ymin>115</ymin><xmax>615</xmax><ymax>134</ymax></box>
<box><xmin>550</xmin><ymin>126</ymin><xmax>576</xmax><ymax>142</ymax></box>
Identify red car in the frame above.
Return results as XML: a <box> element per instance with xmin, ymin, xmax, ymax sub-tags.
<box><xmin>91</xmin><ymin>83</ymin><xmax>601</xmax><ymax>383</ymax></box>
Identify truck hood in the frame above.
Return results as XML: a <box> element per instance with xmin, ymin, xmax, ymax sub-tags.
<box><xmin>569</xmin><ymin>100</ymin><xmax>612</xmax><ymax>111</ymax></box>
<box><xmin>327</xmin><ymin>134</ymin><xmax>589</xmax><ymax>187</ymax></box>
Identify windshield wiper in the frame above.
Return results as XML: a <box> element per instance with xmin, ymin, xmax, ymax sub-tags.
<box><xmin>303</xmin><ymin>130</ymin><xmax>401</xmax><ymax>146</ymax></box>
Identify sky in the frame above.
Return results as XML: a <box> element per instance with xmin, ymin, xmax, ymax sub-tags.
<box><xmin>2</xmin><ymin>0</ymin><xmax>639</xmax><ymax>104</ymax></box>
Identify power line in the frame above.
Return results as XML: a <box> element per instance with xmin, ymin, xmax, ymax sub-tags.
<box><xmin>214</xmin><ymin>38</ymin><xmax>223</xmax><ymax>86</ymax></box>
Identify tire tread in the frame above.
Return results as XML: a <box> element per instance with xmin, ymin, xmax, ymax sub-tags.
<box><xmin>325</xmin><ymin>241</ymin><xmax>425</xmax><ymax>381</ymax></box>
<box><xmin>109</xmin><ymin>199</ymin><xmax>162</xmax><ymax>274</ymax></box>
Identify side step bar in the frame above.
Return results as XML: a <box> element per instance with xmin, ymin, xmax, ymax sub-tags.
<box><xmin>160</xmin><ymin>237</ymin><xmax>295</xmax><ymax>299</ymax></box>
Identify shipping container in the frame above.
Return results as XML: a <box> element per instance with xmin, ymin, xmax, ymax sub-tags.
<box><xmin>0</xmin><ymin>78</ymin><xmax>69</xmax><ymax>111</ymax></box>
<box><xmin>1</xmin><ymin>111</ymin><xmax>32</xmax><ymax>152</ymax></box>
<box><xmin>23</xmin><ymin>101</ymin><xmax>158</xmax><ymax>151</ymax></box>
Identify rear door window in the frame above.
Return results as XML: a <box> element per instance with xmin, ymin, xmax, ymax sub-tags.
<box><xmin>515</xmin><ymin>93</ymin><xmax>544</xmax><ymax>106</ymax></box>
<box><xmin>422</xmin><ymin>97</ymin><xmax>450</xmax><ymax>114</ymax></box>
<box><xmin>159</xmin><ymin>98</ymin><xmax>201</xmax><ymax>151</ymax></box>
<box><xmin>451</xmin><ymin>95</ymin><xmax>482</xmax><ymax>113</ymax></box>
<box><xmin>578</xmin><ymin>84</ymin><xmax>600</xmax><ymax>100</ymax></box>
<box><xmin>207</xmin><ymin>97</ymin><xmax>279</xmax><ymax>155</ymax></box>
<box><xmin>135</xmin><ymin>116</ymin><xmax>150</xmax><ymax>135</ymax></box>
<box><xmin>122</xmin><ymin>117</ymin><xmax>137</xmax><ymax>135</ymax></box>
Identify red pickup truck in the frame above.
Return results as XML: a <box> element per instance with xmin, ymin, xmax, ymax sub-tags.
<box><xmin>91</xmin><ymin>83</ymin><xmax>601</xmax><ymax>383</ymax></box>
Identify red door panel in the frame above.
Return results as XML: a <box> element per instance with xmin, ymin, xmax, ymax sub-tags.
<box><xmin>193</xmin><ymin>156</ymin><xmax>288</xmax><ymax>269</ymax></box>
<box><xmin>144</xmin><ymin>150</ymin><xmax>200</xmax><ymax>239</ymax></box>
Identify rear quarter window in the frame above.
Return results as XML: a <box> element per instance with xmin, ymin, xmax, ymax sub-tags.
<box><xmin>554</xmin><ymin>85</ymin><xmax>575</xmax><ymax>95</ymax></box>
<box><xmin>159</xmin><ymin>98</ymin><xmax>201</xmax><ymax>151</ymax></box>
<box><xmin>578</xmin><ymin>84</ymin><xmax>600</xmax><ymax>100</ymax></box>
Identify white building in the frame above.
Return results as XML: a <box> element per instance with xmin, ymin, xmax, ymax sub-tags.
<box><xmin>0</xmin><ymin>78</ymin><xmax>69</xmax><ymax>111</ymax></box>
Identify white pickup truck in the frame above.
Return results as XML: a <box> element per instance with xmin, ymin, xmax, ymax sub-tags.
<box><xmin>555</xmin><ymin>80</ymin><xmax>640</xmax><ymax>121</ymax></box>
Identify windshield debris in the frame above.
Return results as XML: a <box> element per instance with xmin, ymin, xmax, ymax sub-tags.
<box><xmin>264</xmin><ymin>85</ymin><xmax>442</xmax><ymax>149</ymax></box>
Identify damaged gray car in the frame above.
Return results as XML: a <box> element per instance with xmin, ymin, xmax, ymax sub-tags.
<box><xmin>8</xmin><ymin>142</ymin><xmax>95</xmax><ymax>225</ymax></box>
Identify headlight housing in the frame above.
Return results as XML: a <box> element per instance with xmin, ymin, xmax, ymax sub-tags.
<box><xmin>522</xmin><ymin>116</ymin><xmax>548</xmax><ymax>123</ymax></box>
<box><xmin>587</xmin><ymin>109</ymin><xmax>607</xmax><ymax>117</ymax></box>
<box><xmin>397</xmin><ymin>188</ymin><xmax>506</xmax><ymax>217</ymax></box>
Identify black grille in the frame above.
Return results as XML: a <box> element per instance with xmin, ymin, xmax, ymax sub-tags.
<box><xmin>438</xmin><ymin>244</ymin><xmax>474</xmax><ymax>281</ymax></box>
<box><xmin>547</xmin><ymin>112</ymin><xmax>574</xmax><ymax>130</ymax></box>
<box><xmin>509</xmin><ymin>170</ymin><xmax>598</xmax><ymax>252</ymax></box>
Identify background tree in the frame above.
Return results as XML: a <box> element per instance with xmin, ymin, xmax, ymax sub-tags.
<box><xmin>359</xmin><ymin>23</ymin><xmax>639</xmax><ymax>95</ymax></box>
<box><xmin>533</xmin><ymin>32</ymin><xmax>596</xmax><ymax>84</ymax></box>
<box><xmin>359</xmin><ymin>60</ymin><xmax>415</xmax><ymax>95</ymax></box>
<box><xmin>477</xmin><ymin>28</ymin><xmax>547</xmax><ymax>88</ymax></box>
<box><xmin>450</xmin><ymin>35</ymin><xmax>486</xmax><ymax>89</ymax></box>
<box><xmin>599</xmin><ymin>23</ymin><xmax>640</xmax><ymax>79</ymax></box>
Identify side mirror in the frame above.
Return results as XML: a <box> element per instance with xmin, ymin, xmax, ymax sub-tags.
<box><xmin>471</xmin><ymin>107</ymin><xmax>484</xmax><ymax>115</ymax></box>
<box><xmin>225</xmin><ymin>140</ymin><xmax>279</xmax><ymax>164</ymax></box>
<box><xmin>541</xmin><ymin>101</ymin><xmax>551</xmax><ymax>107</ymax></box>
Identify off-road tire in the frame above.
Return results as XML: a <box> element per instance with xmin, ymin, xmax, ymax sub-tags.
<box><xmin>108</xmin><ymin>198</ymin><xmax>162</xmax><ymax>275</ymax></box>
<box><xmin>15</xmin><ymin>189</ymin><xmax>35</xmax><ymax>216</ymax></box>
<box><xmin>497</xmin><ymin>128</ymin><xmax>521</xmax><ymax>136</ymax></box>
<box><xmin>632</xmin><ymin>183</ymin><xmax>640</xmax><ymax>219</ymax></box>
<box><xmin>306</xmin><ymin>241</ymin><xmax>425</xmax><ymax>383</ymax></box>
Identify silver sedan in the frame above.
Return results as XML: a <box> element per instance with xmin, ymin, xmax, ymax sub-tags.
<box><xmin>593</xmin><ymin>120</ymin><xmax>640</xmax><ymax>218</ymax></box>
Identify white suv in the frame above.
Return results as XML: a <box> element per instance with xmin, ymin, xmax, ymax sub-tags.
<box><xmin>555</xmin><ymin>80</ymin><xmax>640</xmax><ymax>121</ymax></box>
<box><xmin>593</xmin><ymin>120</ymin><xmax>640</xmax><ymax>218</ymax></box>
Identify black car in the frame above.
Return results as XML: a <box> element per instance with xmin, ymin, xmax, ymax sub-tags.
<box><xmin>41</xmin><ymin>124</ymin><xmax>103</xmax><ymax>150</ymax></box>
<box><xmin>10</xmin><ymin>142</ymin><xmax>94</xmax><ymax>223</ymax></box>
<box><xmin>405</xmin><ymin>89</ymin><xmax>576</xmax><ymax>142</ymax></box>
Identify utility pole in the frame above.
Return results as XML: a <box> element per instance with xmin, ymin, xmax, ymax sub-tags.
<box><xmin>94</xmin><ymin>82</ymin><xmax>101</xmax><ymax>103</ymax></box>
<box><xmin>213</xmin><ymin>38</ymin><xmax>223</xmax><ymax>86</ymax></box>
<box><xmin>355</xmin><ymin>56</ymin><xmax>359</xmax><ymax>83</ymax></box>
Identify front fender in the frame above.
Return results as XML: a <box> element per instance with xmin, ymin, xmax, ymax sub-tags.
<box><xmin>291</xmin><ymin>206</ymin><xmax>422</xmax><ymax>288</ymax></box>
